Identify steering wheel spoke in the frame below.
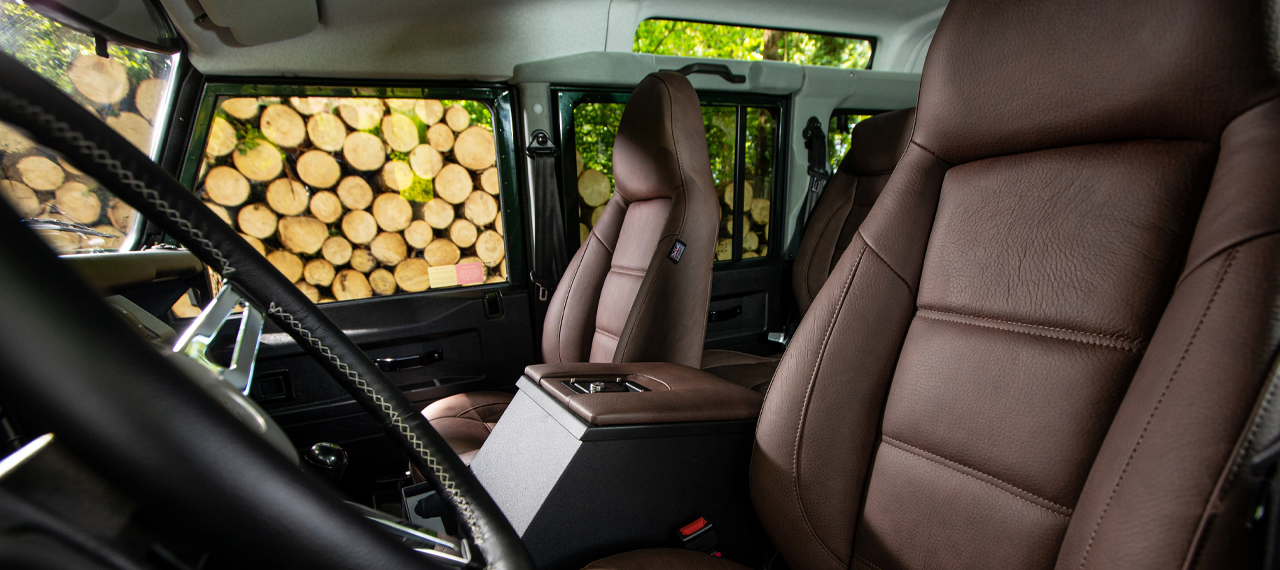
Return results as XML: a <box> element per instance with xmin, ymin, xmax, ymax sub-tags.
<box><xmin>172</xmin><ymin>285</ymin><xmax>265</xmax><ymax>396</ymax></box>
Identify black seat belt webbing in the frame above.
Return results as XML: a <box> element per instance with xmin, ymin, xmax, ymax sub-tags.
<box><xmin>526</xmin><ymin>130</ymin><xmax>568</xmax><ymax>310</ymax></box>
<box><xmin>787</xmin><ymin>116</ymin><xmax>830</xmax><ymax>258</ymax></box>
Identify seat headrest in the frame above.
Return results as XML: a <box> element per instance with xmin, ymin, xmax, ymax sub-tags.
<box><xmin>915</xmin><ymin>0</ymin><xmax>1280</xmax><ymax>165</ymax></box>
<box><xmin>612</xmin><ymin>71</ymin><xmax>707</xmax><ymax>203</ymax></box>
<box><xmin>840</xmin><ymin>107</ymin><xmax>916</xmax><ymax>176</ymax></box>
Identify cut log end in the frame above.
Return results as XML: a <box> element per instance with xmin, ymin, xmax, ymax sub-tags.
<box><xmin>372</xmin><ymin>192</ymin><xmax>413</xmax><ymax>232</ymax></box>
<box><xmin>17</xmin><ymin>155</ymin><xmax>64</xmax><ymax>191</ymax></box>
<box><xmin>279</xmin><ymin>216</ymin><xmax>329</xmax><ymax>255</ymax></box>
<box><xmin>475</xmin><ymin>230</ymin><xmax>505</xmax><ymax>267</ymax></box>
<box><xmin>449</xmin><ymin>219</ymin><xmax>478</xmax><ymax>249</ymax></box>
<box><xmin>343</xmin><ymin>131</ymin><xmax>386</xmax><ymax>172</ymax></box>
<box><xmin>267</xmin><ymin>250</ymin><xmax>303</xmax><ymax>283</ymax></box>
<box><xmin>260</xmin><ymin>104</ymin><xmax>306</xmax><ymax>148</ymax></box>
<box><xmin>371</xmin><ymin>232</ymin><xmax>408</xmax><ymax>266</ymax></box>
<box><xmin>0</xmin><ymin>180</ymin><xmax>40</xmax><ymax>218</ymax></box>
<box><xmin>381</xmin><ymin>113</ymin><xmax>420</xmax><ymax>153</ymax></box>
<box><xmin>238</xmin><ymin>203</ymin><xmax>279</xmax><ymax>239</ymax></box>
<box><xmin>341</xmin><ymin>209</ymin><xmax>378</xmax><ymax>244</ymax></box>
<box><xmin>404</xmin><ymin>220</ymin><xmax>435</xmax><ymax>249</ymax></box>
<box><xmin>307</xmin><ymin>112</ymin><xmax>347</xmax><ymax>152</ymax></box>
<box><xmin>68</xmin><ymin>55</ymin><xmax>128</xmax><ymax>105</ymax></box>
<box><xmin>578</xmin><ymin>169</ymin><xmax>611</xmax><ymax>207</ymax></box>
<box><xmin>266</xmin><ymin>178</ymin><xmax>310</xmax><ymax>216</ymax></box>
<box><xmin>394</xmin><ymin>258</ymin><xmax>431</xmax><ymax>292</ymax></box>
<box><xmin>206</xmin><ymin>117</ymin><xmax>237</xmax><ymax>158</ymax></box>
<box><xmin>233</xmin><ymin>142</ymin><xmax>284</xmax><ymax>182</ymax></box>
<box><xmin>350</xmin><ymin>248</ymin><xmax>378</xmax><ymax>273</ymax></box>
<box><xmin>54</xmin><ymin>182</ymin><xmax>102</xmax><ymax>223</ymax></box>
<box><xmin>435</xmin><ymin>163</ymin><xmax>473</xmax><ymax>204</ymax></box>
<box><xmin>463</xmin><ymin>190</ymin><xmax>498</xmax><ymax>227</ymax></box>
<box><xmin>310</xmin><ymin>191</ymin><xmax>344</xmax><ymax>224</ymax></box>
<box><xmin>221</xmin><ymin>98</ymin><xmax>260</xmax><ymax>120</ymax></box>
<box><xmin>480</xmin><ymin>167</ymin><xmax>500</xmax><ymax>195</ymax></box>
<box><xmin>369</xmin><ymin>268</ymin><xmax>397</xmax><ymax>296</ymax></box>
<box><xmin>381</xmin><ymin>160</ymin><xmax>415</xmax><ymax>192</ymax></box>
<box><xmin>415</xmin><ymin>100</ymin><xmax>444</xmax><ymax>125</ymax></box>
<box><xmin>203</xmin><ymin>165</ymin><xmax>250</xmax><ymax>206</ymax></box>
<box><xmin>445</xmin><ymin>105</ymin><xmax>471</xmax><ymax>132</ymax></box>
<box><xmin>298</xmin><ymin>150</ymin><xmax>341</xmax><ymax>189</ymax></box>
<box><xmin>454</xmin><ymin>126</ymin><xmax>496</xmax><ymax>171</ymax></box>
<box><xmin>332</xmin><ymin>269</ymin><xmax>373</xmax><ymax>300</ymax></box>
<box><xmin>296</xmin><ymin>281</ymin><xmax>321</xmax><ymax>303</ymax></box>
<box><xmin>322</xmin><ymin>236</ymin><xmax>353</xmax><ymax>266</ymax></box>
<box><xmin>409</xmin><ymin>144</ymin><xmax>444</xmax><ymax>180</ymax></box>
<box><xmin>423</xmin><ymin>239</ymin><xmax>460</xmax><ymax>267</ymax></box>
<box><xmin>304</xmin><ymin>258</ymin><xmax>337</xmax><ymax>287</ymax></box>
<box><xmin>422</xmin><ymin>198</ymin><xmax>455</xmax><ymax>230</ymax></box>
<box><xmin>336</xmin><ymin>176</ymin><xmax>373</xmax><ymax>210</ymax></box>
<box><xmin>427</xmin><ymin>123</ymin><xmax>455</xmax><ymax>153</ymax></box>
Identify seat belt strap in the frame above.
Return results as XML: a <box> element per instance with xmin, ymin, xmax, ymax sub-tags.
<box><xmin>787</xmin><ymin>117</ymin><xmax>830</xmax><ymax>258</ymax></box>
<box><xmin>526</xmin><ymin>130</ymin><xmax>568</xmax><ymax>308</ymax></box>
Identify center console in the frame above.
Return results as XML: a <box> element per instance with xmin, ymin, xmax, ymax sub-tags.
<box><xmin>469</xmin><ymin>362</ymin><xmax>766</xmax><ymax>569</ymax></box>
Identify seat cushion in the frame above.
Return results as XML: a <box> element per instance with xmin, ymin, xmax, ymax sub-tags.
<box><xmin>699</xmin><ymin>349</ymin><xmax>780</xmax><ymax>393</ymax></box>
<box><xmin>422</xmin><ymin>391</ymin><xmax>513</xmax><ymax>464</ymax></box>
<box><xmin>583</xmin><ymin>549</ymin><xmax>749</xmax><ymax>570</ymax></box>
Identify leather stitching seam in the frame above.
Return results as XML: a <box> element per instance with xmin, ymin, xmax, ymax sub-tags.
<box><xmin>595</xmin><ymin>329</ymin><xmax>620</xmax><ymax>341</ymax></box>
<box><xmin>881</xmin><ymin>435</ymin><xmax>1074</xmax><ymax>515</ymax></box>
<box><xmin>1076</xmin><ymin>247</ymin><xmax>1239</xmax><ymax>570</ymax></box>
<box><xmin>791</xmin><ymin>243</ymin><xmax>869</xmax><ymax>568</ymax></box>
<box><xmin>452</xmin><ymin>401</ymin><xmax>508</xmax><ymax>420</ymax></box>
<box><xmin>853</xmin><ymin>552</ymin><xmax>887</xmax><ymax>570</ymax></box>
<box><xmin>609</xmin><ymin>266</ymin><xmax>647</xmax><ymax>277</ymax></box>
<box><xmin>862</xmin><ymin>237</ymin><xmax>913</xmax><ymax>293</ymax></box>
<box><xmin>554</xmin><ymin>238</ymin><xmax>593</xmax><ymax>363</ymax></box>
<box><xmin>915</xmin><ymin>308</ymin><xmax>1145</xmax><ymax>352</ymax></box>
<box><xmin>911</xmin><ymin>140</ymin><xmax>953</xmax><ymax>167</ymax></box>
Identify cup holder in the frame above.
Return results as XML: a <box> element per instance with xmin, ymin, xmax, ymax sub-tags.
<box><xmin>562</xmin><ymin>376</ymin><xmax>650</xmax><ymax>394</ymax></box>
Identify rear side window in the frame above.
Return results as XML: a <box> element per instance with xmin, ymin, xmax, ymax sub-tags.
<box><xmin>634</xmin><ymin>19</ymin><xmax>874</xmax><ymax>70</ymax></box>
<box><xmin>562</xmin><ymin>91</ymin><xmax>781</xmax><ymax>262</ymax></box>
<box><xmin>181</xmin><ymin>87</ymin><xmax>516</xmax><ymax>306</ymax></box>
<box><xmin>0</xmin><ymin>0</ymin><xmax>179</xmax><ymax>253</ymax></box>
<box><xmin>828</xmin><ymin>111</ymin><xmax>876</xmax><ymax>171</ymax></box>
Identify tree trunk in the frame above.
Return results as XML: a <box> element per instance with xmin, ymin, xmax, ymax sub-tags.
<box><xmin>422</xmin><ymin>198</ymin><xmax>455</xmax><ymax>229</ymax></box>
<box><xmin>261</xmin><ymin>104</ymin><xmax>306</xmax><ymax>148</ymax></box>
<box><xmin>349</xmin><ymin>248</ymin><xmax>377</xmax><ymax>273</ymax></box>
<box><xmin>266</xmin><ymin>178</ymin><xmax>310</xmax><ymax>215</ymax></box>
<box><xmin>480</xmin><ymin>167</ymin><xmax>499</xmax><ymax>195</ymax></box>
<box><xmin>343</xmin><ymin>131</ymin><xmax>386</xmax><ymax>172</ymax></box>
<box><xmin>445</xmin><ymin>105</ymin><xmax>471</xmax><ymax>132</ymax></box>
<box><xmin>449</xmin><ymin>219</ymin><xmax>477</xmax><ymax>248</ymax></box>
<box><xmin>423</xmin><ymin>239</ymin><xmax>460</xmax><ymax>266</ymax></box>
<box><xmin>380</xmin><ymin>160</ymin><xmax>414</xmax><ymax>192</ymax></box>
<box><xmin>234</xmin><ymin>142</ymin><xmax>284</xmax><ymax>182</ymax></box>
<box><xmin>394</xmin><ymin>258</ymin><xmax>431</xmax><ymax>292</ymax></box>
<box><xmin>304</xmin><ymin>258</ymin><xmax>336</xmax><ymax>287</ymax></box>
<box><xmin>578</xmin><ymin>169</ymin><xmax>611</xmax><ymax>207</ymax></box>
<box><xmin>16</xmin><ymin>155</ymin><xmax>64</xmax><ymax>191</ymax></box>
<box><xmin>203</xmin><ymin>165</ymin><xmax>250</xmax><ymax>206</ymax></box>
<box><xmin>435</xmin><ymin>163</ymin><xmax>473</xmax><ymax>204</ymax></box>
<box><xmin>381</xmin><ymin>113</ymin><xmax>419</xmax><ymax>152</ymax></box>
<box><xmin>369</xmin><ymin>267</ymin><xmax>397</xmax><ymax>295</ymax></box>
<box><xmin>463</xmin><ymin>190</ymin><xmax>498</xmax><ymax>227</ymax></box>
<box><xmin>68</xmin><ymin>55</ymin><xmax>128</xmax><ymax>105</ymax></box>
<box><xmin>454</xmin><ymin>126</ymin><xmax>496</xmax><ymax>171</ymax></box>
<box><xmin>475</xmin><ymin>230</ymin><xmax>505</xmax><ymax>267</ymax></box>
<box><xmin>332</xmin><ymin>269</ymin><xmax>373</xmax><ymax>300</ymax></box>
<box><xmin>267</xmin><ymin>250</ymin><xmax>303</xmax><ymax>282</ymax></box>
<box><xmin>336</xmin><ymin>175</ymin><xmax>373</xmax><ymax>210</ymax></box>
<box><xmin>306</xmin><ymin>112</ymin><xmax>347</xmax><ymax>152</ymax></box>
<box><xmin>278</xmin><ymin>216</ymin><xmax>329</xmax><ymax>254</ymax></box>
<box><xmin>237</xmin><ymin>203</ymin><xmax>278</xmax><ymax>239</ymax></box>
<box><xmin>341</xmin><ymin>209</ymin><xmax>378</xmax><ymax>244</ymax></box>
<box><xmin>322</xmin><ymin>236</ymin><xmax>353</xmax><ymax>266</ymax></box>
<box><xmin>409</xmin><ymin>144</ymin><xmax>443</xmax><ymax>179</ymax></box>
<box><xmin>427</xmin><ymin>123</ymin><xmax>455</xmax><ymax>153</ymax></box>
<box><xmin>370</xmin><ymin>231</ymin><xmax>408</xmax><ymax>266</ymax></box>
<box><xmin>309</xmin><ymin>190</ymin><xmax>344</xmax><ymax>224</ymax></box>
<box><xmin>372</xmin><ymin>192</ymin><xmax>412</xmax><ymax>232</ymax></box>
<box><xmin>404</xmin><ymin>220</ymin><xmax>434</xmax><ymax>249</ymax></box>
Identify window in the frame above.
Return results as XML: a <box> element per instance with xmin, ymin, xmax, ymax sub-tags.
<box><xmin>0</xmin><ymin>0</ymin><xmax>179</xmax><ymax>254</ymax></box>
<box><xmin>560</xmin><ymin>90</ymin><xmax>781</xmax><ymax>262</ymax></box>
<box><xmin>634</xmin><ymin>19</ymin><xmax>874</xmax><ymax>70</ymax></box>
<box><xmin>828</xmin><ymin>111</ymin><xmax>876</xmax><ymax>171</ymax></box>
<box><xmin>181</xmin><ymin>86</ymin><xmax>516</xmax><ymax>305</ymax></box>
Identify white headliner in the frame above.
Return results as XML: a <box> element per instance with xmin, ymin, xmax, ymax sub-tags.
<box><xmin>158</xmin><ymin>0</ymin><xmax>947</xmax><ymax>80</ymax></box>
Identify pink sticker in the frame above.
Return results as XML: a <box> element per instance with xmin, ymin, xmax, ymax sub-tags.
<box><xmin>456</xmin><ymin>262</ymin><xmax>485</xmax><ymax>285</ymax></box>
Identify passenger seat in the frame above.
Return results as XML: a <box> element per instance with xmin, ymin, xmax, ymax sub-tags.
<box><xmin>424</xmin><ymin>71</ymin><xmax>721</xmax><ymax>463</ymax></box>
<box><xmin>701</xmin><ymin>107</ymin><xmax>915</xmax><ymax>391</ymax></box>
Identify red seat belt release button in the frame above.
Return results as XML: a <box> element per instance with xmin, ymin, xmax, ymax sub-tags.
<box><xmin>677</xmin><ymin>517</ymin><xmax>719</xmax><ymax>555</ymax></box>
<box><xmin>679</xmin><ymin>517</ymin><xmax>708</xmax><ymax>537</ymax></box>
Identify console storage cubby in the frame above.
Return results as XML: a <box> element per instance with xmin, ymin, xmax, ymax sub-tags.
<box><xmin>469</xmin><ymin>362</ymin><xmax>765</xmax><ymax>569</ymax></box>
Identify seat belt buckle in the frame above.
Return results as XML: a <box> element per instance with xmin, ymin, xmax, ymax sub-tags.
<box><xmin>677</xmin><ymin>517</ymin><xmax>720</xmax><ymax>556</ymax></box>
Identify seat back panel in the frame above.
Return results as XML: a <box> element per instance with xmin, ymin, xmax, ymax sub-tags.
<box><xmin>590</xmin><ymin>197</ymin><xmax>672</xmax><ymax>362</ymax></box>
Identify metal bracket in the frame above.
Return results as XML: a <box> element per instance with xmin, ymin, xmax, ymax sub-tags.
<box><xmin>172</xmin><ymin>286</ymin><xmax>264</xmax><ymax>395</ymax></box>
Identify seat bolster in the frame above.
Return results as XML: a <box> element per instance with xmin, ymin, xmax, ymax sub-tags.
<box><xmin>700</xmin><ymin>349</ymin><xmax>781</xmax><ymax>392</ymax></box>
<box><xmin>422</xmin><ymin>391</ymin><xmax>513</xmax><ymax>423</ymax></box>
<box><xmin>583</xmin><ymin>548</ymin><xmax>750</xmax><ymax>570</ymax></box>
<box><xmin>700</xmin><ymin>349</ymin><xmax>779</xmax><ymax>368</ymax></box>
<box><xmin>425</xmin><ymin>417</ymin><xmax>491</xmax><ymax>465</ymax></box>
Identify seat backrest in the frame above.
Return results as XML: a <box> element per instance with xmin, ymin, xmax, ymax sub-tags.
<box><xmin>791</xmin><ymin>107</ymin><xmax>915</xmax><ymax>316</ymax></box>
<box><xmin>542</xmin><ymin>71</ymin><xmax>719</xmax><ymax>368</ymax></box>
<box><xmin>751</xmin><ymin>0</ymin><xmax>1280</xmax><ymax>568</ymax></box>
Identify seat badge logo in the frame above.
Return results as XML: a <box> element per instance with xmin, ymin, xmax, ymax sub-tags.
<box><xmin>668</xmin><ymin>240</ymin><xmax>687</xmax><ymax>263</ymax></box>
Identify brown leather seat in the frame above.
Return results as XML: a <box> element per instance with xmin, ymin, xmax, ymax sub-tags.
<box><xmin>424</xmin><ymin>71</ymin><xmax>720</xmax><ymax>463</ymax></box>
<box><xmin>585</xmin><ymin>0</ymin><xmax>1280</xmax><ymax>566</ymax></box>
<box><xmin>701</xmin><ymin>107</ymin><xmax>915</xmax><ymax>392</ymax></box>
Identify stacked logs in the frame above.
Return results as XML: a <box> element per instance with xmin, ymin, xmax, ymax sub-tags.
<box><xmin>0</xmin><ymin>54</ymin><xmax>161</xmax><ymax>253</ymax></box>
<box><xmin>716</xmin><ymin>180</ymin><xmax>769</xmax><ymax>260</ymax></box>
<box><xmin>574</xmin><ymin>150</ymin><xmax>613</xmax><ymax>244</ymax></box>
<box><xmin>195</xmin><ymin>95</ymin><xmax>506</xmax><ymax>303</ymax></box>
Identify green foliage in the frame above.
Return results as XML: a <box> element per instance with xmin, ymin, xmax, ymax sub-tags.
<box><xmin>443</xmin><ymin>100</ymin><xmax>494</xmax><ymax>128</ymax></box>
<box><xmin>401</xmin><ymin>177</ymin><xmax>434</xmax><ymax>203</ymax></box>
<box><xmin>827</xmin><ymin>112</ymin><xmax>872</xmax><ymax>171</ymax></box>
<box><xmin>633</xmin><ymin>19</ymin><xmax>872</xmax><ymax>70</ymax></box>
<box><xmin>0</xmin><ymin>1</ymin><xmax>169</xmax><ymax>103</ymax></box>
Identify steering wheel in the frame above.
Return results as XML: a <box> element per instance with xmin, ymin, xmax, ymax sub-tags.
<box><xmin>0</xmin><ymin>53</ymin><xmax>533</xmax><ymax>569</ymax></box>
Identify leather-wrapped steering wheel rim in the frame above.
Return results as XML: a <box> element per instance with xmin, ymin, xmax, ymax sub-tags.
<box><xmin>0</xmin><ymin>52</ymin><xmax>532</xmax><ymax>570</ymax></box>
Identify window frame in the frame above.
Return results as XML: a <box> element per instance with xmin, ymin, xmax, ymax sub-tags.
<box><xmin>633</xmin><ymin>18</ymin><xmax>879</xmax><ymax>70</ymax></box>
<box><xmin>178</xmin><ymin>81</ymin><xmax>527</xmax><ymax>302</ymax></box>
<box><xmin>552</xmin><ymin>87</ymin><xmax>789</xmax><ymax>265</ymax></box>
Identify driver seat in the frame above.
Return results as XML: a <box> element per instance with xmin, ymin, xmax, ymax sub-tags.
<box><xmin>584</xmin><ymin>0</ymin><xmax>1280</xmax><ymax>567</ymax></box>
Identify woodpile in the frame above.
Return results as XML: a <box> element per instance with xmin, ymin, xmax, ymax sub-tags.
<box><xmin>715</xmin><ymin>180</ymin><xmax>770</xmax><ymax>260</ymax></box>
<box><xmin>190</xmin><ymin>95</ymin><xmax>508</xmax><ymax>302</ymax></box>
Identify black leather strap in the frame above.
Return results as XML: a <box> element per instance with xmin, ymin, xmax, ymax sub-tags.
<box><xmin>0</xmin><ymin>52</ymin><xmax>531</xmax><ymax>570</ymax></box>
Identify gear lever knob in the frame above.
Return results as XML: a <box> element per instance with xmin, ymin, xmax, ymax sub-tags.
<box><xmin>304</xmin><ymin>442</ymin><xmax>348</xmax><ymax>482</ymax></box>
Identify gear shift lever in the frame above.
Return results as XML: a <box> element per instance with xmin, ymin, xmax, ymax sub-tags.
<box><xmin>304</xmin><ymin>442</ymin><xmax>348</xmax><ymax>482</ymax></box>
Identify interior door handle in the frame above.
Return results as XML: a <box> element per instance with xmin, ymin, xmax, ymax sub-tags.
<box><xmin>375</xmin><ymin>349</ymin><xmax>443</xmax><ymax>372</ymax></box>
<box><xmin>708</xmin><ymin>305</ymin><xmax>743</xmax><ymax>323</ymax></box>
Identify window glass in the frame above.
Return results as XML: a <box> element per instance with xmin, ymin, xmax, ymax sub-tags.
<box><xmin>187</xmin><ymin>93</ymin><xmax>508</xmax><ymax>305</ymax></box>
<box><xmin>569</xmin><ymin>95</ymin><xmax>778</xmax><ymax>262</ymax></box>
<box><xmin>634</xmin><ymin>19</ymin><xmax>873</xmax><ymax>70</ymax></box>
<box><xmin>828</xmin><ymin>111</ymin><xmax>875</xmax><ymax>171</ymax></box>
<box><xmin>0</xmin><ymin>0</ymin><xmax>179</xmax><ymax>253</ymax></box>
